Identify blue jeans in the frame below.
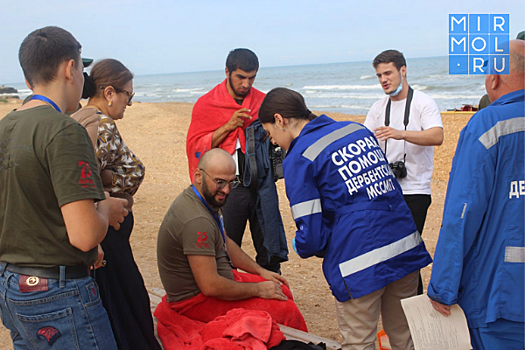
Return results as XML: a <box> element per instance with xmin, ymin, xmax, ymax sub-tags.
<box><xmin>0</xmin><ymin>264</ymin><xmax>117</xmax><ymax>349</ymax></box>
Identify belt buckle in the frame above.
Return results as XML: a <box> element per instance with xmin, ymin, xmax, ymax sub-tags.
<box><xmin>19</xmin><ymin>275</ymin><xmax>49</xmax><ymax>293</ymax></box>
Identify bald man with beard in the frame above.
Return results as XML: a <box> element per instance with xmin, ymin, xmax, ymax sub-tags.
<box><xmin>156</xmin><ymin>149</ymin><xmax>307</xmax><ymax>333</ymax></box>
<box><xmin>428</xmin><ymin>40</ymin><xmax>525</xmax><ymax>350</ymax></box>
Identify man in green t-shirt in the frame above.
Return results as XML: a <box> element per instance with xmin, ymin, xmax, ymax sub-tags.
<box><xmin>156</xmin><ymin>148</ymin><xmax>307</xmax><ymax>331</ymax></box>
<box><xmin>0</xmin><ymin>26</ymin><xmax>128</xmax><ymax>349</ymax></box>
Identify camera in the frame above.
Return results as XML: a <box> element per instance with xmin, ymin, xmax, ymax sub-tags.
<box><xmin>389</xmin><ymin>161</ymin><xmax>407</xmax><ymax>179</ymax></box>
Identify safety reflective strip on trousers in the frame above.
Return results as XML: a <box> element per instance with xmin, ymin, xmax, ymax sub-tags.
<box><xmin>339</xmin><ymin>231</ymin><xmax>422</xmax><ymax>278</ymax></box>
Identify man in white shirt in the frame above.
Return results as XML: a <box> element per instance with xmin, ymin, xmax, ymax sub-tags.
<box><xmin>364</xmin><ymin>49</ymin><xmax>443</xmax><ymax>294</ymax></box>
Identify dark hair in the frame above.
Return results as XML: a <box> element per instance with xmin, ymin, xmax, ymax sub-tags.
<box><xmin>372</xmin><ymin>49</ymin><xmax>406</xmax><ymax>70</ymax></box>
<box><xmin>226</xmin><ymin>48</ymin><xmax>259</xmax><ymax>73</ymax></box>
<box><xmin>259</xmin><ymin>88</ymin><xmax>317</xmax><ymax>124</ymax></box>
<box><xmin>82</xmin><ymin>59</ymin><xmax>134</xmax><ymax>99</ymax></box>
<box><xmin>19</xmin><ymin>26</ymin><xmax>82</xmax><ymax>88</ymax></box>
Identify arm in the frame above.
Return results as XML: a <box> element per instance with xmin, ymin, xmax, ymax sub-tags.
<box><xmin>61</xmin><ymin>195</ymin><xmax>128</xmax><ymax>252</ymax></box>
<box><xmin>97</xmin><ymin>120</ymin><xmax>145</xmax><ymax>196</ymax></box>
<box><xmin>285</xmin><ymin>155</ymin><xmax>330</xmax><ymax>258</ymax></box>
<box><xmin>187</xmin><ymin>254</ymin><xmax>287</xmax><ymax>301</ymax></box>
<box><xmin>427</xmin><ymin>128</ymin><xmax>494</xmax><ymax>306</ymax></box>
<box><xmin>373</xmin><ymin>126</ymin><xmax>443</xmax><ymax>146</ymax></box>
<box><xmin>371</xmin><ymin>94</ymin><xmax>444</xmax><ymax>146</ymax></box>
<box><xmin>225</xmin><ymin>235</ymin><xmax>289</xmax><ymax>287</ymax></box>
<box><xmin>211</xmin><ymin>108</ymin><xmax>252</xmax><ymax>148</ymax></box>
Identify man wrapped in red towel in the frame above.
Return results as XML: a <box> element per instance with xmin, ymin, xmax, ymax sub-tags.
<box><xmin>186</xmin><ymin>48</ymin><xmax>283</xmax><ymax>273</ymax></box>
<box><xmin>157</xmin><ymin>148</ymin><xmax>307</xmax><ymax>346</ymax></box>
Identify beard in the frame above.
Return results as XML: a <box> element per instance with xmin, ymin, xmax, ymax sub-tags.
<box><xmin>228</xmin><ymin>75</ymin><xmax>249</xmax><ymax>98</ymax></box>
<box><xmin>202</xmin><ymin>179</ymin><xmax>228</xmax><ymax>209</ymax></box>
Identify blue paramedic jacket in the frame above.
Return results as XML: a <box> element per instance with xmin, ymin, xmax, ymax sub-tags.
<box><xmin>428</xmin><ymin>90</ymin><xmax>525</xmax><ymax>329</ymax></box>
<box><xmin>284</xmin><ymin>115</ymin><xmax>432</xmax><ymax>302</ymax></box>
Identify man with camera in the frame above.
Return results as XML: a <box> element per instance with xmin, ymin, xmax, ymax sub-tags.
<box><xmin>364</xmin><ymin>49</ymin><xmax>443</xmax><ymax>294</ymax></box>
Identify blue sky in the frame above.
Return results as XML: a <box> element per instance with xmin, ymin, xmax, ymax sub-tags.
<box><xmin>0</xmin><ymin>0</ymin><xmax>523</xmax><ymax>84</ymax></box>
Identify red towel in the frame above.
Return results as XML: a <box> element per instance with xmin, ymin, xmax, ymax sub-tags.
<box><xmin>186</xmin><ymin>80</ymin><xmax>266</xmax><ymax>181</ymax></box>
<box><xmin>154</xmin><ymin>271</ymin><xmax>308</xmax><ymax>350</ymax></box>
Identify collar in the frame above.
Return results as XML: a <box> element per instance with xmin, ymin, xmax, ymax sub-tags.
<box><xmin>490</xmin><ymin>89</ymin><xmax>525</xmax><ymax>107</ymax></box>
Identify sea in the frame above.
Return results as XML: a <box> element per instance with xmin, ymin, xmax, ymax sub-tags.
<box><xmin>5</xmin><ymin>56</ymin><xmax>487</xmax><ymax>116</ymax></box>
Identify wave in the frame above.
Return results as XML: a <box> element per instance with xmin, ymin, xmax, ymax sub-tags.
<box><xmin>171</xmin><ymin>87</ymin><xmax>204</xmax><ymax>93</ymax></box>
<box><xmin>304</xmin><ymin>91</ymin><xmax>384</xmax><ymax>99</ymax></box>
<box><xmin>428</xmin><ymin>94</ymin><xmax>485</xmax><ymax>99</ymax></box>
<box><xmin>310</xmin><ymin>104</ymin><xmax>371</xmax><ymax>110</ymax></box>
<box><xmin>360</xmin><ymin>75</ymin><xmax>374</xmax><ymax>80</ymax></box>
<box><xmin>303</xmin><ymin>84</ymin><xmax>381</xmax><ymax>91</ymax></box>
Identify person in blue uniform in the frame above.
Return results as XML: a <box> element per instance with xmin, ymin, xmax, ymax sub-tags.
<box><xmin>428</xmin><ymin>40</ymin><xmax>525</xmax><ymax>350</ymax></box>
<box><xmin>258</xmin><ymin>87</ymin><xmax>432</xmax><ymax>350</ymax></box>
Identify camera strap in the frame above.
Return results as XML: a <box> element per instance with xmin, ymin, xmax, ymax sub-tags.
<box><xmin>384</xmin><ymin>86</ymin><xmax>413</xmax><ymax>163</ymax></box>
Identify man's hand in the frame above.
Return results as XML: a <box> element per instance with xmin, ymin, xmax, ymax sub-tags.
<box><xmin>92</xmin><ymin>245</ymin><xmax>106</xmax><ymax>269</ymax></box>
<box><xmin>97</xmin><ymin>192</ymin><xmax>129</xmax><ymax>230</ymax></box>
<box><xmin>259</xmin><ymin>269</ymin><xmax>290</xmax><ymax>288</ymax></box>
<box><xmin>256</xmin><ymin>281</ymin><xmax>288</xmax><ymax>301</ymax></box>
<box><xmin>225</xmin><ymin>108</ymin><xmax>252</xmax><ymax>131</ymax></box>
<box><xmin>374</xmin><ymin>126</ymin><xmax>404</xmax><ymax>141</ymax></box>
<box><xmin>430</xmin><ymin>298</ymin><xmax>451</xmax><ymax>317</ymax></box>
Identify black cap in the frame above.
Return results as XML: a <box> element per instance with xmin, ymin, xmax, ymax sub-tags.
<box><xmin>82</xmin><ymin>58</ymin><xmax>94</xmax><ymax>68</ymax></box>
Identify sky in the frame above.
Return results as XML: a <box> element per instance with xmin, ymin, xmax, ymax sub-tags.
<box><xmin>0</xmin><ymin>0</ymin><xmax>523</xmax><ymax>84</ymax></box>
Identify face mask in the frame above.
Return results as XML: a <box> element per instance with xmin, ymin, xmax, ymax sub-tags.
<box><xmin>389</xmin><ymin>74</ymin><xmax>404</xmax><ymax>97</ymax></box>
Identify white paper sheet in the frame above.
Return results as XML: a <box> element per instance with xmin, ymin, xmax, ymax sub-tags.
<box><xmin>401</xmin><ymin>294</ymin><xmax>472</xmax><ymax>350</ymax></box>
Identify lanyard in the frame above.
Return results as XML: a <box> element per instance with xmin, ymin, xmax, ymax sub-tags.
<box><xmin>191</xmin><ymin>185</ymin><xmax>233</xmax><ymax>266</ymax></box>
<box><xmin>384</xmin><ymin>86</ymin><xmax>413</xmax><ymax>161</ymax></box>
<box><xmin>30</xmin><ymin>95</ymin><xmax>62</xmax><ymax>113</ymax></box>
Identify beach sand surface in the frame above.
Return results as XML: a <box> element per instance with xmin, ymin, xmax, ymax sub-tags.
<box><xmin>0</xmin><ymin>100</ymin><xmax>471</xmax><ymax>348</ymax></box>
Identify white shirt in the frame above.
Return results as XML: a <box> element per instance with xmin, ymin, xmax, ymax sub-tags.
<box><xmin>231</xmin><ymin>138</ymin><xmax>242</xmax><ymax>175</ymax></box>
<box><xmin>364</xmin><ymin>90</ymin><xmax>443</xmax><ymax>195</ymax></box>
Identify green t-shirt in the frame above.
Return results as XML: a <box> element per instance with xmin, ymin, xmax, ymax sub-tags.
<box><xmin>0</xmin><ymin>105</ymin><xmax>105</xmax><ymax>267</ymax></box>
<box><xmin>157</xmin><ymin>186</ymin><xmax>234</xmax><ymax>303</ymax></box>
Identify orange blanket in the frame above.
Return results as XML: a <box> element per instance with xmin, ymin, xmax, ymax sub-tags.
<box><xmin>186</xmin><ymin>80</ymin><xmax>266</xmax><ymax>181</ymax></box>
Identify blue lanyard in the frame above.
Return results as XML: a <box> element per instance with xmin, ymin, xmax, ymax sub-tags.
<box><xmin>191</xmin><ymin>185</ymin><xmax>227</xmax><ymax>245</ymax></box>
<box><xmin>191</xmin><ymin>185</ymin><xmax>233</xmax><ymax>267</ymax></box>
<box><xmin>30</xmin><ymin>95</ymin><xmax>62</xmax><ymax>113</ymax></box>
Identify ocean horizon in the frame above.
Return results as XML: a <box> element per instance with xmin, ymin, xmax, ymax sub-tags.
<box><xmin>3</xmin><ymin>56</ymin><xmax>486</xmax><ymax>115</ymax></box>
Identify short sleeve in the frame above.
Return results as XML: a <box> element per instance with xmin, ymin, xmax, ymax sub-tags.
<box><xmin>418</xmin><ymin>93</ymin><xmax>443</xmax><ymax>130</ymax></box>
<box><xmin>181</xmin><ymin>217</ymin><xmax>219</xmax><ymax>256</ymax></box>
<box><xmin>46</xmin><ymin>123</ymin><xmax>104</xmax><ymax>207</ymax></box>
<box><xmin>364</xmin><ymin>100</ymin><xmax>382</xmax><ymax>131</ymax></box>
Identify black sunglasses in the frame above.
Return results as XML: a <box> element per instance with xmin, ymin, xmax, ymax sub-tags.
<box><xmin>118</xmin><ymin>89</ymin><xmax>135</xmax><ymax>104</ymax></box>
<box><xmin>100</xmin><ymin>86</ymin><xmax>135</xmax><ymax>104</ymax></box>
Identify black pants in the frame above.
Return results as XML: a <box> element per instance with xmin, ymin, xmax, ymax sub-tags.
<box><xmin>222</xmin><ymin>186</ymin><xmax>280</xmax><ymax>272</ymax></box>
<box><xmin>95</xmin><ymin>212</ymin><xmax>162</xmax><ymax>350</ymax></box>
<box><xmin>403</xmin><ymin>194</ymin><xmax>432</xmax><ymax>295</ymax></box>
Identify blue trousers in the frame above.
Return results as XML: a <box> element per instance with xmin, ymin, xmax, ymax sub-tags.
<box><xmin>0</xmin><ymin>264</ymin><xmax>117</xmax><ymax>349</ymax></box>
<box><xmin>470</xmin><ymin>319</ymin><xmax>525</xmax><ymax>350</ymax></box>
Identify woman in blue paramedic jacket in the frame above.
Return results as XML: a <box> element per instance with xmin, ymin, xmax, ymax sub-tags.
<box><xmin>259</xmin><ymin>87</ymin><xmax>432</xmax><ymax>350</ymax></box>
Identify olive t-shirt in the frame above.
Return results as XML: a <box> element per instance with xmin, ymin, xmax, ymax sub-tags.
<box><xmin>0</xmin><ymin>105</ymin><xmax>105</xmax><ymax>267</ymax></box>
<box><xmin>157</xmin><ymin>186</ymin><xmax>234</xmax><ymax>303</ymax></box>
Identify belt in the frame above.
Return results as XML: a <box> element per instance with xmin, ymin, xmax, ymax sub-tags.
<box><xmin>3</xmin><ymin>263</ymin><xmax>90</xmax><ymax>280</ymax></box>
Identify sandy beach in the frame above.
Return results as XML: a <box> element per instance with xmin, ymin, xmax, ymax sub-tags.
<box><xmin>0</xmin><ymin>100</ymin><xmax>472</xmax><ymax>348</ymax></box>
